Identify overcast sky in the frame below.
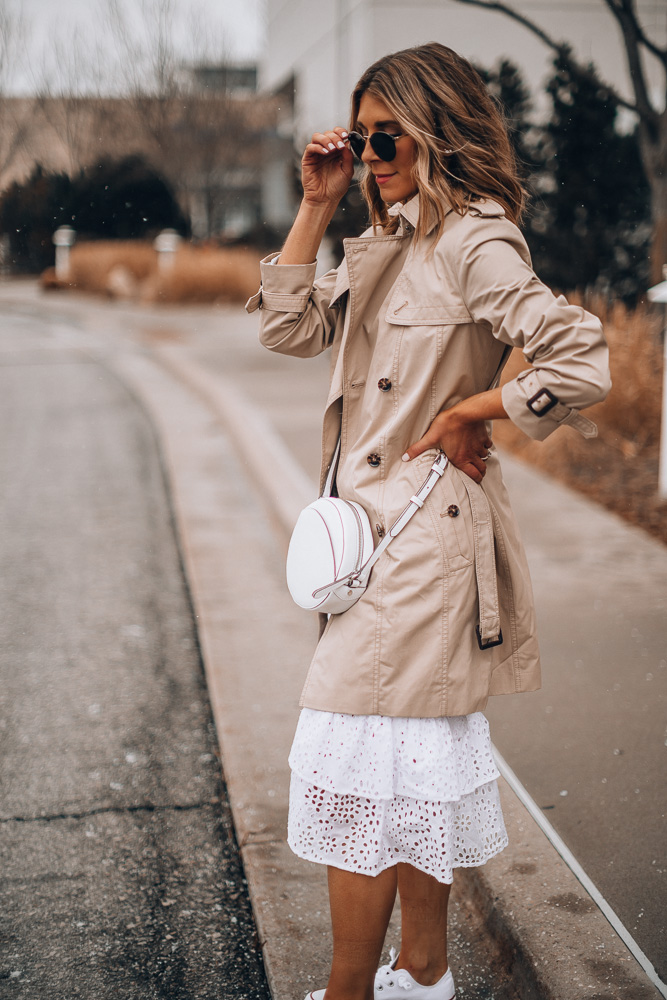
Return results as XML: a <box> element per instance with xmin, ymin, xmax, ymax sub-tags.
<box><xmin>3</xmin><ymin>0</ymin><xmax>266</xmax><ymax>93</ymax></box>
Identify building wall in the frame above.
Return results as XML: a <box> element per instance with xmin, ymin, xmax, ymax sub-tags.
<box><xmin>263</xmin><ymin>0</ymin><xmax>666</xmax><ymax>140</ymax></box>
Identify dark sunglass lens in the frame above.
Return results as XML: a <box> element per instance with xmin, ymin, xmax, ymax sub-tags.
<box><xmin>370</xmin><ymin>132</ymin><xmax>397</xmax><ymax>162</ymax></box>
<box><xmin>348</xmin><ymin>132</ymin><xmax>366</xmax><ymax>159</ymax></box>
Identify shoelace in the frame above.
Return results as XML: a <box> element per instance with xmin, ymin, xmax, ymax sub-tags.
<box><xmin>375</xmin><ymin>949</ymin><xmax>414</xmax><ymax>992</ymax></box>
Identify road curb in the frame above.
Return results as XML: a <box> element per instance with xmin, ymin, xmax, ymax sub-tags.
<box><xmin>128</xmin><ymin>343</ymin><xmax>662</xmax><ymax>1000</ymax></box>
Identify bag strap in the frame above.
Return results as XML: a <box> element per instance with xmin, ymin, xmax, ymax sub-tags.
<box><xmin>322</xmin><ymin>437</ymin><xmax>340</xmax><ymax>498</ymax></box>
<box><xmin>356</xmin><ymin>452</ymin><xmax>449</xmax><ymax>584</ymax></box>
<box><xmin>312</xmin><ymin>451</ymin><xmax>448</xmax><ymax>598</ymax></box>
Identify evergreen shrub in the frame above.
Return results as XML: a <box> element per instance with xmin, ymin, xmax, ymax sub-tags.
<box><xmin>0</xmin><ymin>155</ymin><xmax>190</xmax><ymax>273</ymax></box>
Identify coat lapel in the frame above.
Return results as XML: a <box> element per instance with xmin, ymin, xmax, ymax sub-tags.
<box><xmin>329</xmin><ymin>256</ymin><xmax>350</xmax><ymax>308</ymax></box>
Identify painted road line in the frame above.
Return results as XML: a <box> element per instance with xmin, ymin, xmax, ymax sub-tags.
<box><xmin>493</xmin><ymin>745</ymin><xmax>667</xmax><ymax>998</ymax></box>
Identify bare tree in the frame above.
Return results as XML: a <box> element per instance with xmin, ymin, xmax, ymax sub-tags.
<box><xmin>103</xmin><ymin>0</ymin><xmax>262</xmax><ymax>238</ymax></box>
<box><xmin>105</xmin><ymin>0</ymin><xmax>184</xmax><ymax>154</ymax></box>
<box><xmin>0</xmin><ymin>1</ymin><xmax>38</xmax><ymax>184</ymax></box>
<box><xmin>452</xmin><ymin>0</ymin><xmax>667</xmax><ymax>284</ymax></box>
<box><xmin>33</xmin><ymin>27</ymin><xmax>116</xmax><ymax>175</ymax></box>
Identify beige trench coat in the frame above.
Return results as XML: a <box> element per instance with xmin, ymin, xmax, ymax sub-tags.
<box><xmin>246</xmin><ymin>195</ymin><xmax>611</xmax><ymax>718</ymax></box>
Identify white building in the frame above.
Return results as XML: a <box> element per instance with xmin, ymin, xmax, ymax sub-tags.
<box><xmin>262</xmin><ymin>0</ymin><xmax>666</xmax><ymax>141</ymax></box>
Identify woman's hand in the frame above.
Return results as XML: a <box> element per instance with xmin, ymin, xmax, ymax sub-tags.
<box><xmin>301</xmin><ymin>127</ymin><xmax>354</xmax><ymax>208</ymax></box>
<box><xmin>278</xmin><ymin>128</ymin><xmax>354</xmax><ymax>265</ymax></box>
<box><xmin>402</xmin><ymin>389</ymin><xmax>508</xmax><ymax>484</ymax></box>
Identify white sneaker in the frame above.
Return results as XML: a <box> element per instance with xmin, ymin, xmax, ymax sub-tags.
<box><xmin>375</xmin><ymin>949</ymin><xmax>455</xmax><ymax>1000</ymax></box>
<box><xmin>302</xmin><ymin>951</ymin><xmax>455</xmax><ymax>1000</ymax></box>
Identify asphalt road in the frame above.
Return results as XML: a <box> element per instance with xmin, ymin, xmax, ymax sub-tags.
<box><xmin>0</xmin><ymin>282</ymin><xmax>665</xmax><ymax>986</ymax></box>
<box><xmin>0</xmin><ymin>307</ymin><xmax>270</xmax><ymax>998</ymax></box>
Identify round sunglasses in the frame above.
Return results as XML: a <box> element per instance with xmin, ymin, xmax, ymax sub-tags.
<box><xmin>347</xmin><ymin>130</ymin><xmax>406</xmax><ymax>162</ymax></box>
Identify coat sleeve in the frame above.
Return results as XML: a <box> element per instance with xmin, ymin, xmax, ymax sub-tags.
<box><xmin>245</xmin><ymin>252</ymin><xmax>339</xmax><ymax>359</ymax></box>
<box><xmin>455</xmin><ymin>219</ymin><xmax>611</xmax><ymax>441</ymax></box>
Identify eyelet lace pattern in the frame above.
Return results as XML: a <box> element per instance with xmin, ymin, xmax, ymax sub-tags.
<box><xmin>288</xmin><ymin>709</ymin><xmax>508</xmax><ymax>883</ymax></box>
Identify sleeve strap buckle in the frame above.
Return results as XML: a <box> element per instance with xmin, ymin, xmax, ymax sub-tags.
<box><xmin>527</xmin><ymin>386</ymin><xmax>559</xmax><ymax>416</ymax></box>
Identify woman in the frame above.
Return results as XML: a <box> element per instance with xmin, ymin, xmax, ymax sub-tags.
<box><xmin>247</xmin><ymin>43</ymin><xmax>609</xmax><ymax>1000</ymax></box>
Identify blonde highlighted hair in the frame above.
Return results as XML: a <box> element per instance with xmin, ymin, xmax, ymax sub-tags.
<box><xmin>350</xmin><ymin>43</ymin><xmax>526</xmax><ymax>241</ymax></box>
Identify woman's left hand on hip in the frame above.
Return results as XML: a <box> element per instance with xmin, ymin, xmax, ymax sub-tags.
<box><xmin>401</xmin><ymin>389</ymin><xmax>508</xmax><ymax>484</ymax></box>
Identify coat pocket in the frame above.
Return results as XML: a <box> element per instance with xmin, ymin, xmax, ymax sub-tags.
<box><xmin>386</xmin><ymin>304</ymin><xmax>473</xmax><ymax>326</ymax></box>
<box><xmin>412</xmin><ymin>452</ymin><xmax>474</xmax><ymax>571</ymax></box>
<box><xmin>384</xmin><ymin>280</ymin><xmax>473</xmax><ymax>326</ymax></box>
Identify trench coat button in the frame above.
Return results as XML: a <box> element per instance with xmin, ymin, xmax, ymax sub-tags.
<box><xmin>377</xmin><ymin>378</ymin><xmax>392</xmax><ymax>392</ymax></box>
<box><xmin>367</xmin><ymin>453</ymin><xmax>381</xmax><ymax>468</ymax></box>
<box><xmin>447</xmin><ymin>504</ymin><xmax>460</xmax><ymax>518</ymax></box>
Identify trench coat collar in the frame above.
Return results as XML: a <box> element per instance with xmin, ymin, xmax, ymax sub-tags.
<box><xmin>387</xmin><ymin>192</ymin><xmax>452</xmax><ymax>235</ymax></box>
<box><xmin>388</xmin><ymin>193</ymin><xmax>509</xmax><ymax>233</ymax></box>
<box><xmin>328</xmin><ymin>193</ymin><xmax>450</xmax><ymax>307</ymax></box>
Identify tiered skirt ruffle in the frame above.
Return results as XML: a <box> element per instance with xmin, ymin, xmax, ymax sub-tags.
<box><xmin>287</xmin><ymin>710</ymin><xmax>508</xmax><ymax>884</ymax></box>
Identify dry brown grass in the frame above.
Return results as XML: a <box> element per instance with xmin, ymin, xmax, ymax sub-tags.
<box><xmin>40</xmin><ymin>240</ymin><xmax>261</xmax><ymax>305</ymax></box>
<box><xmin>69</xmin><ymin>241</ymin><xmax>155</xmax><ymax>292</ymax></box>
<box><xmin>146</xmin><ymin>245</ymin><xmax>260</xmax><ymax>304</ymax></box>
<box><xmin>495</xmin><ymin>298</ymin><xmax>667</xmax><ymax>544</ymax></box>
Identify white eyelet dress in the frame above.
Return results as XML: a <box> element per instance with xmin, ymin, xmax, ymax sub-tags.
<box><xmin>288</xmin><ymin>709</ymin><xmax>507</xmax><ymax>883</ymax></box>
<box><xmin>287</xmin><ymin>222</ymin><xmax>507</xmax><ymax>884</ymax></box>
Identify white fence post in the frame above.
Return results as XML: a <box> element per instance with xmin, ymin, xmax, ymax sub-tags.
<box><xmin>52</xmin><ymin>226</ymin><xmax>76</xmax><ymax>280</ymax></box>
<box><xmin>153</xmin><ymin>229</ymin><xmax>182</xmax><ymax>273</ymax></box>
<box><xmin>647</xmin><ymin>266</ymin><xmax>667</xmax><ymax>500</ymax></box>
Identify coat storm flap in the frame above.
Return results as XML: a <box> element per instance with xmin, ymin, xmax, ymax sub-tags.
<box><xmin>246</xmin><ymin>196</ymin><xmax>611</xmax><ymax>718</ymax></box>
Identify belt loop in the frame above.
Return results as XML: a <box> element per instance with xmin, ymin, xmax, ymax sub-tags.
<box><xmin>457</xmin><ymin>473</ymin><xmax>502</xmax><ymax>646</ymax></box>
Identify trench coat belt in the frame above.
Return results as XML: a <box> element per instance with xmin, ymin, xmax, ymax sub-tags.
<box><xmin>457</xmin><ymin>474</ymin><xmax>502</xmax><ymax>645</ymax></box>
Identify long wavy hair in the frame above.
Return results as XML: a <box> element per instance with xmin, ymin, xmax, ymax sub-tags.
<box><xmin>350</xmin><ymin>43</ymin><xmax>526</xmax><ymax>241</ymax></box>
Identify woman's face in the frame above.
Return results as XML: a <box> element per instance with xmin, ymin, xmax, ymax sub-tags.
<box><xmin>356</xmin><ymin>93</ymin><xmax>418</xmax><ymax>205</ymax></box>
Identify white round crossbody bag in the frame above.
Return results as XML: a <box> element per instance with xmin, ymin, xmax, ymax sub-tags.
<box><xmin>286</xmin><ymin>441</ymin><xmax>449</xmax><ymax>614</ymax></box>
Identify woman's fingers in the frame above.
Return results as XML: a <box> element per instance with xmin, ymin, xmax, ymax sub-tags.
<box><xmin>302</xmin><ymin>127</ymin><xmax>354</xmax><ymax>205</ymax></box>
<box><xmin>304</xmin><ymin>140</ymin><xmax>334</xmax><ymax>157</ymax></box>
<box><xmin>402</xmin><ymin>434</ymin><xmax>492</xmax><ymax>464</ymax></box>
<box><xmin>403</xmin><ymin>439</ymin><xmax>490</xmax><ymax>482</ymax></box>
<box><xmin>464</xmin><ymin>462</ymin><xmax>485</xmax><ymax>484</ymax></box>
<box><xmin>468</xmin><ymin>454</ymin><xmax>487</xmax><ymax>477</ymax></box>
<box><xmin>309</xmin><ymin>129</ymin><xmax>350</xmax><ymax>155</ymax></box>
<box><xmin>401</xmin><ymin>430</ymin><xmax>437</xmax><ymax>462</ymax></box>
<box><xmin>401</xmin><ymin>409</ymin><xmax>493</xmax><ymax>481</ymax></box>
